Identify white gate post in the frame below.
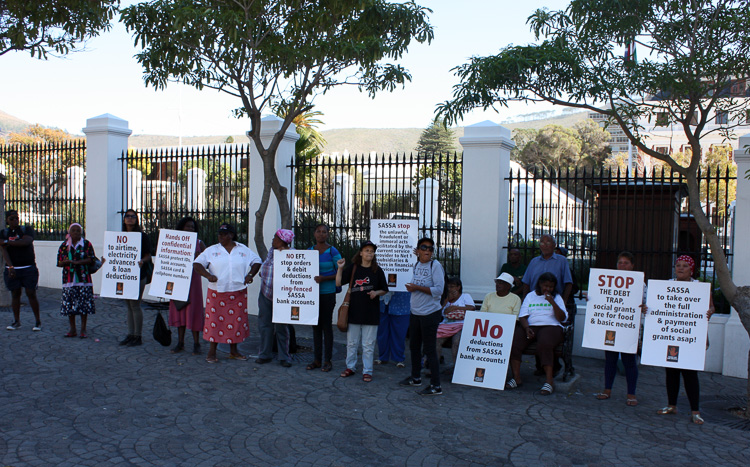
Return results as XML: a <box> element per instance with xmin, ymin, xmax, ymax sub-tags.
<box><xmin>82</xmin><ymin>114</ymin><xmax>132</xmax><ymax>293</ymax></box>
<box><xmin>418</xmin><ymin>177</ymin><xmax>440</xmax><ymax>230</ymax></box>
<box><xmin>723</xmin><ymin>133</ymin><xmax>750</xmax><ymax>378</ymax></box>
<box><xmin>459</xmin><ymin>121</ymin><xmax>515</xmax><ymax>299</ymax></box>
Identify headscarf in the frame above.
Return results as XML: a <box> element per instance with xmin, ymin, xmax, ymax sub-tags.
<box><xmin>65</xmin><ymin>223</ymin><xmax>84</xmax><ymax>248</ymax></box>
<box><xmin>675</xmin><ymin>254</ymin><xmax>695</xmax><ymax>274</ymax></box>
<box><xmin>276</xmin><ymin>229</ymin><xmax>294</xmax><ymax>246</ymax></box>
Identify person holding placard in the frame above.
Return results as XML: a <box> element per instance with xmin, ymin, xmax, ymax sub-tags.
<box><xmin>194</xmin><ymin>223</ymin><xmax>261</xmax><ymax>363</ymax></box>
<box><xmin>56</xmin><ymin>223</ymin><xmax>97</xmax><ymax>338</ymax></box>
<box><xmin>307</xmin><ymin>224</ymin><xmax>342</xmax><ymax>373</ymax></box>
<box><xmin>399</xmin><ymin>237</ymin><xmax>446</xmax><ymax>396</ymax></box>
<box><xmin>336</xmin><ymin>241</ymin><xmax>389</xmax><ymax>382</ymax></box>
<box><xmin>595</xmin><ymin>251</ymin><xmax>643</xmax><ymax>406</ymax></box>
<box><xmin>119</xmin><ymin>209</ymin><xmax>152</xmax><ymax>347</ymax></box>
<box><xmin>168</xmin><ymin>217</ymin><xmax>207</xmax><ymax>355</ymax></box>
<box><xmin>508</xmin><ymin>272</ymin><xmax>567</xmax><ymax>394</ymax></box>
<box><xmin>256</xmin><ymin>229</ymin><xmax>295</xmax><ymax>367</ymax></box>
<box><xmin>656</xmin><ymin>255</ymin><xmax>714</xmax><ymax>425</ymax></box>
<box><xmin>436</xmin><ymin>277</ymin><xmax>476</xmax><ymax>372</ymax></box>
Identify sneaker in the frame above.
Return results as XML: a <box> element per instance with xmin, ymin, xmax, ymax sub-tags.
<box><xmin>399</xmin><ymin>376</ymin><xmax>422</xmax><ymax>386</ymax></box>
<box><xmin>419</xmin><ymin>385</ymin><xmax>442</xmax><ymax>396</ymax></box>
<box><xmin>32</xmin><ymin>323</ymin><xmax>42</xmax><ymax>332</ymax></box>
<box><xmin>6</xmin><ymin>322</ymin><xmax>20</xmax><ymax>330</ymax></box>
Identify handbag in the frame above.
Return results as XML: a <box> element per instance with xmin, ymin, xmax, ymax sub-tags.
<box><xmin>336</xmin><ymin>265</ymin><xmax>357</xmax><ymax>333</ymax></box>
<box><xmin>142</xmin><ymin>260</ymin><xmax>154</xmax><ymax>284</ymax></box>
<box><xmin>153</xmin><ymin>311</ymin><xmax>172</xmax><ymax>346</ymax></box>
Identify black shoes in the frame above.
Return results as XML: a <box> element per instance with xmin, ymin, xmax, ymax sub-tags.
<box><xmin>127</xmin><ymin>336</ymin><xmax>142</xmax><ymax>347</ymax></box>
<box><xmin>119</xmin><ymin>335</ymin><xmax>134</xmax><ymax>346</ymax></box>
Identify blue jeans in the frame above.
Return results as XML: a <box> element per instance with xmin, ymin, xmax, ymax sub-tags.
<box><xmin>377</xmin><ymin>312</ymin><xmax>410</xmax><ymax>362</ymax></box>
<box><xmin>346</xmin><ymin>324</ymin><xmax>378</xmax><ymax>374</ymax></box>
<box><xmin>604</xmin><ymin>351</ymin><xmax>638</xmax><ymax>394</ymax></box>
<box><xmin>257</xmin><ymin>294</ymin><xmax>290</xmax><ymax>362</ymax></box>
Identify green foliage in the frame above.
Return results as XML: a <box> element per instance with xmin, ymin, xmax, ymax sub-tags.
<box><xmin>415</xmin><ymin>118</ymin><xmax>456</xmax><ymax>155</ymax></box>
<box><xmin>1</xmin><ymin>0</ymin><xmax>119</xmax><ymax>58</ymax></box>
<box><xmin>125</xmin><ymin>149</ymin><xmax>153</xmax><ymax>177</ymax></box>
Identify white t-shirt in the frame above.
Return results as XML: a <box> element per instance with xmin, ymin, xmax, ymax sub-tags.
<box><xmin>441</xmin><ymin>293</ymin><xmax>475</xmax><ymax>324</ymax></box>
<box><xmin>194</xmin><ymin>242</ymin><xmax>262</xmax><ymax>293</ymax></box>
<box><xmin>519</xmin><ymin>292</ymin><xmax>568</xmax><ymax>327</ymax></box>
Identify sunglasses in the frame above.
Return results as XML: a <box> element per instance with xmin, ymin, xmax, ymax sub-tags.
<box><xmin>418</xmin><ymin>245</ymin><xmax>434</xmax><ymax>252</ymax></box>
<box><xmin>124</xmin><ymin>214</ymin><xmax>137</xmax><ymax>219</ymax></box>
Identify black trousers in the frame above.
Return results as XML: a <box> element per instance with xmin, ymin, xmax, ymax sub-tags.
<box><xmin>409</xmin><ymin>309</ymin><xmax>442</xmax><ymax>387</ymax></box>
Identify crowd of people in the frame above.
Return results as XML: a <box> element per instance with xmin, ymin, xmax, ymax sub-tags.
<box><xmin>2</xmin><ymin>212</ymin><xmax>715</xmax><ymax>422</ymax></box>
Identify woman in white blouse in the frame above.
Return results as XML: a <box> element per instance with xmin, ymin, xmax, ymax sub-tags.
<box><xmin>193</xmin><ymin>223</ymin><xmax>261</xmax><ymax>363</ymax></box>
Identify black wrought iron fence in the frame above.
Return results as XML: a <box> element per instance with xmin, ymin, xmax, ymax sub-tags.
<box><xmin>506</xmin><ymin>165</ymin><xmax>736</xmax><ymax>312</ymax></box>
<box><xmin>290</xmin><ymin>152</ymin><xmax>463</xmax><ymax>276</ymax></box>
<box><xmin>0</xmin><ymin>140</ymin><xmax>86</xmax><ymax>240</ymax></box>
<box><xmin>120</xmin><ymin>144</ymin><xmax>251</xmax><ymax>247</ymax></box>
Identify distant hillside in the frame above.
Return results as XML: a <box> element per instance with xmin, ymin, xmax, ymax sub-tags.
<box><xmin>0</xmin><ymin>110</ymin><xmax>30</xmax><ymax>136</ymax></box>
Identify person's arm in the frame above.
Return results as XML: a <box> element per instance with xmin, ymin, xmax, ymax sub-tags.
<box><xmin>244</xmin><ymin>262</ymin><xmax>261</xmax><ymax>284</ymax></box>
<box><xmin>520</xmin><ymin>316</ymin><xmax>534</xmax><ymax>339</ymax></box>
<box><xmin>547</xmin><ymin>294</ymin><xmax>567</xmax><ymax>323</ymax></box>
<box><xmin>194</xmin><ymin>263</ymin><xmax>217</xmax><ymax>282</ymax></box>
<box><xmin>56</xmin><ymin>245</ymin><xmax>70</xmax><ymax>268</ymax></box>
<box><xmin>6</xmin><ymin>234</ymin><xmax>33</xmax><ymax>247</ymax></box>
<box><xmin>562</xmin><ymin>282</ymin><xmax>573</xmax><ymax>304</ymax></box>
<box><xmin>368</xmin><ymin>268</ymin><xmax>389</xmax><ymax>299</ymax></box>
<box><xmin>480</xmin><ymin>295</ymin><xmax>490</xmax><ymax>312</ymax></box>
<box><xmin>335</xmin><ymin>259</ymin><xmax>346</xmax><ymax>287</ymax></box>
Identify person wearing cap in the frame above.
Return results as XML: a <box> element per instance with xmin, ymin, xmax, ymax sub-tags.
<box><xmin>656</xmin><ymin>254</ymin><xmax>714</xmax><ymax>425</ymax></box>
<box><xmin>480</xmin><ymin>272</ymin><xmax>522</xmax><ymax>316</ymax></box>
<box><xmin>256</xmin><ymin>229</ymin><xmax>295</xmax><ymax>367</ymax></box>
<box><xmin>335</xmin><ymin>240</ymin><xmax>388</xmax><ymax>382</ymax></box>
<box><xmin>435</xmin><ymin>277</ymin><xmax>475</xmax><ymax>372</ymax></box>
<box><xmin>193</xmin><ymin>223</ymin><xmax>262</xmax><ymax>363</ymax></box>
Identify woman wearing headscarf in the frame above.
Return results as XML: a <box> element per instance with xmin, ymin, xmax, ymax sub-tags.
<box><xmin>194</xmin><ymin>223</ymin><xmax>262</xmax><ymax>363</ymax></box>
<box><xmin>256</xmin><ymin>229</ymin><xmax>295</xmax><ymax>367</ymax></box>
<box><xmin>56</xmin><ymin>223</ymin><xmax>97</xmax><ymax>338</ymax></box>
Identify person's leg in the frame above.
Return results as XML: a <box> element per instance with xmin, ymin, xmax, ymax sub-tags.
<box><xmin>134</xmin><ymin>280</ymin><xmax>146</xmax><ymax>337</ymax></box>
<box><xmin>450</xmin><ymin>330</ymin><xmax>462</xmax><ymax>365</ymax></box>
<box><xmin>320</xmin><ymin>294</ymin><xmax>335</xmax><ymax>363</ymax></box>
<box><xmin>422</xmin><ymin>309</ymin><xmax>442</xmax><ymax>387</ymax></box>
<box><xmin>665</xmin><ymin>368</ymin><xmax>680</xmax><ymax>408</ymax></box>
<box><xmin>362</xmin><ymin>325</ymin><xmax>378</xmax><ymax>375</ymax></box>
<box><xmin>535</xmin><ymin>326</ymin><xmax>563</xmax><ymax>386</ymax></box>
<box><xmin>509</xmin><ymin>326</ymin><xmax>531</xmax><ymax>383</ymax></box>
<box><xmin>391</xmin><ymin>314</ymin><xmax>410</xmax><ymax>363</ymax></box>
<box><xmin>312</xmin><ymin>322</ymin><xmax>323</xmax><ymax>363</ymax></box>
<box><xmin>601</xmin><ymin>350</ymin><xmax>619</xmax><ymax>397</ymax></box>
<box><xmin>25</xmin><ymin>288</ymin><xmax>41</xmax><ymax>325</ymax></box>
<box><xmin>80</xmin><ymin>315</ymin><xmax>88</xmax><ymax>335</ymax></box>
<box><xmin>377</xmin><ymin>311</ymin><xmax>390</xmax><ymax>361</ymax></box>
<box><xmin>11</xmin><ymin>288</ymin><xmax>22</xmax><ymax>324</ymax></box>
<box><xmin>207</xmin><ymin>342</ymin><xmax>218</xmax><ymax>361</ymax></box>
<box><xmin>257</xmin><ymin>294</ymin><xmax>274</xmax><ymax>360</ymax></box>
<box><xmin>68</xmin><ymin>315</ymin><xmax>77</xmax><ymax>335</ymax></box>
<box><xmin>274</xmin><ymin>322</ymin><xmax>291</xmax><ymax>362</ymax></box>
<box><xmin>125</xmin><ymin>299</ymin><xmax>136</xmax><ymax>336</ymax></box>
<box><xmin>681</xmin><ymin>369</ymin><xmax>701</xmax><ymax>412</ymax></box>
<box><xmin>621</xmin><ymin>352</ymin><xmax>639</xmax><ymax>398</ymax></box>
<box><xmin>177</xmin><ymin>326</ymin><xmax>186</xmax><ymax>345</ymax></box>
<box><xmin>408</xmin><ymin>314</ymin><xmax>423</xmax><ymax>380</ymax></box>
<box><xmin>346</xmin><ymin>324</ymin><xmax>362</xmax><ymax>371</ymax></box>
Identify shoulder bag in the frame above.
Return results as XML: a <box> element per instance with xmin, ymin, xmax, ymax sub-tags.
<box><xmin>336</xmin><ymin>265</ymin><xmax>357</xmax><ymax>333</ymax></box>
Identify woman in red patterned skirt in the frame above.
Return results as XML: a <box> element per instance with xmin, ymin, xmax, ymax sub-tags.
<box><xmin>193</xmin><ymin>223</ymin><xmax>262</xmax><ymax>363</ymax></box>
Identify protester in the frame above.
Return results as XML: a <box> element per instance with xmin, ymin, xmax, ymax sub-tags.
<box><xmin>336</xmin><ymin>240</ymin><xmax>388</xmax><ymax>382</ymax></box>
<box><xmin>194</xmin><ymin>223</ymin><xmax>261</xmax><ymax>363</ymax></box>
<box><xmin>656</xmin><ymin>255</ymin><xmax>714</xmax><ymax>424</ymax></box>
<box><xmin>595</xmin><ymin>251</ymin><xmax>643</xmax><ymax>406</ymax></box>
<box><xmin>480</xmin><ymin>272</ymin><xmax>521</xmax><ymax>315</ymax></box>
<box><xmin>435</xmin><ymin>277</ymin><xmax>475</xmax><ymax>371</ymax></box>
<box><xmin>168</xmin><ymin>217</ymin><xmax>207</xmax><ymax>355</ymax></box>
<box><xmin>256</xmin><ymin>229</ymin><xmax>295</xmax><ymax>367</ymax></box>
<box><xmin>375</xmin><ymin>291</ymin><xmax>411</xmax><ymax>367</ymax></box>
<box><xmin>499</xmin><ymin>248</ymin><xmax>526</xmax><ymax>297</ymax></box>
<box><xmin>399</xmin><ymin>237</ymin><xmax>446</xmax><ymax>395</ymax></box>
<box><xmin>307</xmin><ymin>223</ymin><xmax>342</xmax><ymax>373</ymax></box>
<box><xmin>56</xmin><ymin>223</ymin><xmax>96</xmax><ymax>338</ymax></box>
<box><xmin>1</xmin><ymin>209</ymin><xmax>42</xmax><ymax>331</ymax></box>
<box><xmin>118</xmin><ymin>209</ymin><xmax>152</xmax><ymax>347</ymax></box>
<box><xmin>521</xmin><ymin>234</ymin><xmax>572</xmax><ymax>301</ymax></box>
<box><xmin>508</xmin><ymin>272</ymin><xmax>567</xmax><ymax>394</ymax></box>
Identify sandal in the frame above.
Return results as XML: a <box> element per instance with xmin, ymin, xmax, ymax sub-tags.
<box><xmin>206</xmin><ymin>356</ymin><xmax>219</xmax><ymax>364</ymax></box>
<box><xmin>321</xmin><ymin>362</ymin><xmax>332</xmax><ymax>372</ymax></box>
<box><xmin>64</xmin><ymin>332</ymin><xmax>77</xmax><ymax>338</ymax></box>
<box><xmin>540</xmin><ymin>383</ymin><xmax>554</xmax><ymax>395</ymax></box>
<box><xmin>505</xmin><ymin>378</ymin><xmax>521</xmax><ymax>390</ymax></box>
<box><xmin>626</xmin><ymin>398</ymin><xmax>638</xmax><ymax>407</ymax></box>
<box><xmin>170</xmin><ymin>343</ymin><xmax>185</xmax><ymax>354</ymax></box>
<box><xmin>595</xmin><ymin>392</ymin><xmax>611</xmax><ymax>400</ymax></box>
<box><xmin>657</xmin><ymin>406</ymin><xmax>677</xmax><ymax>415</ymax></box>
<box><xmin>79</xmin><ymin>332</ymin><xmax>87</xmax><ymax>339</ymax></box>
<box><xmin>228</xmin><ymin>354</ymin><xmax>247</xmax><ymax>361</ymax></box>
<box><xmin>691</xmin><ymin>413</ymin><xmax>704</xmax><ymax>425</ymax></box>
<box><xmin>306</xmin><ymin>361</ymin><xmax>322</xmax><ymax>371</ymax></box>
<box><xmin>340</xmin><ymin>368</ymin><xmax>355</xmax><ymax>378</ymax></box>
<box><xmin>363</xmin><ymin>374</ymin><xmax>373</xmax><ymax>383</ymax></box>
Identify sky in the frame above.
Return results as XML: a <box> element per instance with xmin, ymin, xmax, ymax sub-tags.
<box><xmin>1</xmin><ymin>0</ymin><xmax>572</xmax><ymax>137</ymax></box>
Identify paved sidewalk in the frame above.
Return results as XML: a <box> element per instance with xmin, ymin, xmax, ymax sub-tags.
<box><xmin>1</xmin><ymin>288</ymin><xmax>749</xmax><ymax>466</ymax></box>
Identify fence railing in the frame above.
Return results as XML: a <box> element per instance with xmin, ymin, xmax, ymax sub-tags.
<box><xmin>0</xmin><ymin>140</ymin><xmax>86</xmax><ymax>240</ymax></box>
<box><xmin>506</xmin><ymin>165</ymin><xmax>736</xmax><ymax>312</ymax></box>
<box><xmin>290</xmin><ymin>152</ymin><xmax>463</xmax><ymax>276</ymax></box>
<box><xmin>121</xmin><ymin>144</ymin><xmax>251</xmax><ymax>247</ymax></box>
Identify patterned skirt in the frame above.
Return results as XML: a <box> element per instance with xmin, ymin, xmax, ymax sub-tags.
<box><xmin>60</xmin><ymin>286</ymin><xmax>96</xmax><ymax>316</ymax></box>
<box><xmin>202</xmin><ymin>289</ymin><xmax>249</xmax><ymax>344</ymax></box>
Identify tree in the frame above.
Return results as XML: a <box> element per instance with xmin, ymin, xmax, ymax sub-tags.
<box><xmin>511</xmin><ymin>120</ymin><xmax>610</xmax><ymax>172</ymax></box>
<box><xmin>412</xmin><ymin>118</ymin><xmax>461</xmax><ymax>218</ymax></box>
<box><xmin>415</xmin><ymin>118</ymin><xmax>456</xmax><ymax>155</ymax></box>
<box><xmin>1</xmin><ymin>0</ymin><xmax>119</xmax><ymax>58</ymax></box>
<box><xmin>438</xmin><ymin>0</ymin><xmax>750</xmax><ymax>400</ymax></box>
<box><xmin>121</xmin><ymin>0</ymin><xmax>433</xmax><ymax>257</ymax></box>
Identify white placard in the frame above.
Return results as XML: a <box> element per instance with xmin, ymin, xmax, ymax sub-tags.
<box><xmin>370</xmin><ymin>219</ymin><xmax>418</xmax><ymax>292</ymax></box>
<box><xmin>452</xmin><ymin>311</ymin><xmax>516</xmax><ymax>390</ymax></box>
<box><xmin>272</xmin><ymin>249</ymin><xmax>319</xmax><ymax>325</ymax></box>
<box><xmin>100</xmin><ymin>231</ymin><xmax>142</xmax><ymax>300</ymax></box>
<box><xmin>641</xmin><ymin>280</ymin><xmax>711</xmax><ymax>370</ymax></box>
<box><xmin>148</xmin><ymin>229</ymin><xmax>197</xmax><ymax>302</ymax></box>
<box><xmin>581</xmin><ymin>268</ymin><xmax>645</xmax><ymax>353</ymax></box>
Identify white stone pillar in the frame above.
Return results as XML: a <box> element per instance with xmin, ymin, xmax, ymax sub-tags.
<box><xmin>459</xmin><ymin>121</ymin><xmax>515</xmax><ymax>299</ymax></box>
<box><xmin>126</xmin><ymin>168</ymin><xmax>143</xmax><ymax>212</ymax></box>
<box><xmin>186</xmin><ymin>167</ymin><xmax>207</xmax><ymax>212</ymax></box>
<box><xmin>512</xmin><ymin>183</ymin><xmax>533</xmax><ymax>241</ymax></box>
<box><xmin>82</xmin><ymin>114</ymin><xmax>132</xmax><ymax>293</ymax></box>
<box><xmin>723</xmin><ymin>133</ymin><xmax>750</xmax><ymax>377</ymax></box>
<box><xmin>418</xmin><ymin>177</ymin><xmax>439</xmax><ymax>229</ymax></box>
<box><xmin>334</xmin><ymin>173</ymin><xmax>354</xmax><ymax>227</ymax></box>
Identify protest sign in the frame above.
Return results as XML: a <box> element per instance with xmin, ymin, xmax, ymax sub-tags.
<box><xmin>148</xmin><ymin>229</ymin><xmax>197</xmax><ymax>302</ymax></box>
<box><xmin>642</xmin><ymin>280</ymin><xmax>711</xmax><ymax>371</ymax></box>
<box><xmin>452</xmin><ymin>311</ymin><xmax>516</xmax><ymax>390</ymax></box>
<box><xmin>581</xmin><ymin>268</ymin><xmax>644</xmax><ymax>353</ymax></box>
<box><xmin>370</xmin><ymin>219</ymin><xmax>418</xmax><ymax>292</ymax></box>
<box><xmin>100</xmin><ymin>231</ymin><xmax>142</xmax><ymax>300</ymax></box>
<box><xmin>273</xmin><ymin>249</ymin><xmax>319</xmax><ymax>325</ymax></box>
